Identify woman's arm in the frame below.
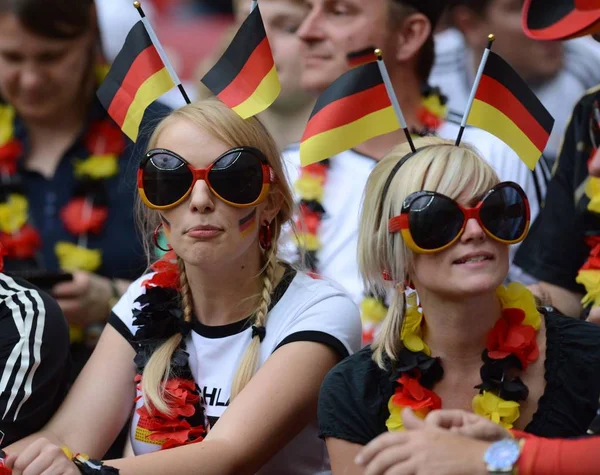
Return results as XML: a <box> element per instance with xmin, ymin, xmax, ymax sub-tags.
<box><xmin>6</xmin><ymin>324</ymin><xmax>136</xmax><ymax>458</ymax></box>
<box><xmin>326</xmin><ymin>438</ymin><xmax>365</xmax><ymax>475</ymax></box>
<box><xmin>528</xmin><ymin>281</ymin><xmax>583</xmax><ymax>317</ymax></box>
<box><xmin>107</xmin><ymin>340</ymin><xmax>340</xmax><ymax>475</ymax></box>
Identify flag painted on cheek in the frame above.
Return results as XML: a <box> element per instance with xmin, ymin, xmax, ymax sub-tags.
<box><xmin>239</xmin><ymin>209</ymin><xmax>257</xmax><ymax>236</ymax></box>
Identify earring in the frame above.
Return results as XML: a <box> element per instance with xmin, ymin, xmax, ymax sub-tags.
<box><xmin>259</xmin><ymin>221</ymin><xmax>272</xmax><ymax>251</ymax></box>
<box><xmin>153</xmin><ymin>223</ymin><xmax>172</xmax><ymax>253</ymax></box>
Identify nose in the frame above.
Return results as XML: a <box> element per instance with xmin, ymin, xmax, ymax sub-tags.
<box><xmin>19</xmin><ymin>64</ymin><xmax>45</xmax><ymax>90</ymax></box>
<box><xmin>188</xmin><ymin>179</ymin><xmax>216</xmax><ymax>214</ymax></box>
<box><xmin>589</xmin><ymin>149</ymin><xmax>600</xmax><ymax>178</ymax></box>
<box><xmin>297</xmin><ymin>7</ymin><xmax>325</xmax><ymax>43</ymax></box>
<box><xmin>460</xmin><ymin>217</ymin><xmax>486</xmax><ymax>243</ymax></box>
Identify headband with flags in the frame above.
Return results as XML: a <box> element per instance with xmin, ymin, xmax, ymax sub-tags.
<box><xmin>456</xmin><ymin>36</ymin><xmax>554</xmax><ymax>171</ymax></box>
<box><xmin>201</xmin><ymin>4</ymin><xmax>281</xmax><ymax>119</ymax></box>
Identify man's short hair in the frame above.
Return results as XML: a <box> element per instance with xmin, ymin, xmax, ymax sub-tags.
<box><xmin>447</xmin><ymin>0</ymin><xmax>493</xmax><ymax>15</ymax></box>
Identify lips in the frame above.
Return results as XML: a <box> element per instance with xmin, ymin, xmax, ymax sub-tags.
<box><xmin>453</xmin><ymin>252</ymin><xmax>494</xmax><ymax>265</ymax></box>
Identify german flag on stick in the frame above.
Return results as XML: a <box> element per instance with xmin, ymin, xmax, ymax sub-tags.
<box><xmin>459</xmin><ymin>35</ymin><xmax>554</xmax><ymax>170</ymax></box>
<box><xmin>97</xmin><ymin>18</ymin><xmax>175</xmax><ymax>142</ymax></box>
<box><xmin>202</xmin><ymin>5</ymin><xmax>280</xmax><ymax>119</ymax></box>
<box><xmin>300</xmin><ymin>61</ymin><xmax>400</xmax><ymax>167</ymax></box>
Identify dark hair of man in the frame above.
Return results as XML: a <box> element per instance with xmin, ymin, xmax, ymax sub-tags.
<box><xmin>447</xmin><ymin>0</ymin><xmax>493</xmax><ymax>15</ymax></box>
<box><xmin>388</xmin><ymin>1</ymin><xmax>438</xmax><ymax>83</ymax></box>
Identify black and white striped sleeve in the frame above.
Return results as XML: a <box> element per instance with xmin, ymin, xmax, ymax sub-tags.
<box><xmin>0</xmin><ymin>275</ymin><xmax>70</xmax><ymax>447</ymax></box>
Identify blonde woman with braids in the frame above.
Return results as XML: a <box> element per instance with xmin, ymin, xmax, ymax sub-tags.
<box><xmin>318</xmin><ymin>137</ymin><xmax>600</xmax><ymax>475</ymax></box>
<box><xmin>4</xmin><ymin>98</ymin><xmax>361</xmax><ymax>475</ymax></box>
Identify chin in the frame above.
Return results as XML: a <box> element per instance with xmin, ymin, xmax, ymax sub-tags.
<box><xmin>300</xmin><ymin>68</ymin><xmax>343</xmax><ymax>95</ymax></box>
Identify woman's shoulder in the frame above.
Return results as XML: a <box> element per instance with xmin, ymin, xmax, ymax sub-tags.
<box><xmin>269</xmin><ymin>267</ymin><xmax>362</xmax><ymax>358</ymax></box>
<box><xmin>318</xmin><ymin>346</ymin><xmax>393</xmax><ymax>445</ymax></box>
<box><xmin>528</xmin><ymin>310</ymin><xmax>600</xmax><ymax>437</ymax></box>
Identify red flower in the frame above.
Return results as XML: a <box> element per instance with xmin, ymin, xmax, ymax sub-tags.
<box><xmin>391</xmin><ymin>373</ymin><xmax>441</xmax><ymax>411</ymax></box>
<box><xmin>0</xmin><ymin>225</ymin><xmax>41</xmax><ymax>259</ymax></box>
<box><xmin>143</xmin><ymin>253</ymin><xmax>180</xmax><ymax>289</ymax></box>
<box><xmin>581</xmin><ymin>238</ymin><xmax>600</xmax><ymax>270</ymax></box>
<box><xmin>84</xmin><ymin>120</ymin><xmax>126</xmax><ymax>155</ymax></box>
<box><xmin>417</xmin><ymin>108</ymin><xmax>443</xmax><ymax>130</ymax></box>
<box><xmin>297</xmin><ymin>205</ymin><xmax>322</xmax><ymax>235</ymax></box>
<box><xmin>60</xmin><ymin>198</ymin><xmax>109</xmax><ymax>235</ymax></box>
<box><xmin>161</xmin><ymin>426</ymin><xmax>205</xmax><ymax>450</ymax></box>
<box><xmin>0</xmin><ymin>138</ymin><xmax>22</xmax><ymax>176</ymax></box>
<box><xmin>486</xmin><ymin>308</ymin><xmax>539</xmax><ymax>369</ymax></box>
<box><xmin>303</xmin><ymin>162</ymin><xmax>328</xmax><ymax>179</ymax></box>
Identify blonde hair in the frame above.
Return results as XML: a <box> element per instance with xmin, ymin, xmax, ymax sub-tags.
<box><xmin>137</xmin><ymin>98</ymin><xmax>294</xmax><ymax>414</ymax></box>
<box><xmin>358</xmin><ymin>136</ymin><xmax>500</xmax><ymax>370</ymax></box>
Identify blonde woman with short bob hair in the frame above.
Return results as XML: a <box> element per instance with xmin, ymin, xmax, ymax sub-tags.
<box><xmin>318</xmin><ymin>137</ymin><xmax>600</xmax><ymax>475</ymax></box>
<box><xmin>5</xmin><ymin>98</ymin><xmax>361</xmax><ymax>475</ymax></box>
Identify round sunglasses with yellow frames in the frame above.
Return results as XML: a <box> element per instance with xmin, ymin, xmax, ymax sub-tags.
<box><xmin>138</xmin><ymin>146</ymin><xmax>275</xmax><ymax>210</ymax></box>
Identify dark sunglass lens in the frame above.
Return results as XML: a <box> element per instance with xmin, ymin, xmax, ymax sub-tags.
<box><xmin>209</xmin><ymin>150</ymin><xmax>264</xmax><ymax>204</ymax></box>
<box><xmin>408</xmin><ymin>195</ymin><xmax>464</xmax><ymax>249</ymax></box>
<box><xmin>143</xmin><ymin>153</ymin><xmax>193</xmax><ymax>206</ymax></box>
<box><xmin>480</xmin><ymin>185</ymin><xmax>527</xmax><ymax>241</ymax></box>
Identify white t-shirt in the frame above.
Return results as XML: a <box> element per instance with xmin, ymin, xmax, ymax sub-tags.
<box><xmin>109</xmin><ymin>267</ymin><xmax>361</xmax><ymax>475</ymax></box>
<box><xmin>430</xmin><ymin>28</ymin><xmax>600</xmax><ymax>161</ymax></box>
<box><xmin>282</xmin><ymin>120</ymin><xmax>547</xmax><ymax>304</ymax></box>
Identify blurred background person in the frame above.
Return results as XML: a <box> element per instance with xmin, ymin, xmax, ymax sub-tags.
<box><xmin>513</xmin><ymin>0</ymin><xmax>600</xmax><ymax>322</ymax></box>
<box><xmin>430</xmin><ymin>0</ymin><xmax>600</xmax><ymax>162</ymax></box>
<box><xmin>195</xmin><ymin>0</ymin><xmax>315</xmax><ymax>150</ymax></box>
<box><xmin>0</xmin><ymin>0</ymin><xmax>168</xmax><ymax>377</ymax></box>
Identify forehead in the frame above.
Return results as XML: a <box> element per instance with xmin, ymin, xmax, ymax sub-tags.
<box><xmin>154</xmin><ymin>118</ymin><xmax>232</xmax><ymax>168</ymax></box>
<box><xmin>0</xmin><ymin>14</ymin><xmax>76</xmax><ymax>51</ymax></box>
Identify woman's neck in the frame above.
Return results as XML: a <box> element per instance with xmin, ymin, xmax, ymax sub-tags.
<box><xmin>23</xmin><ymin>94</ymin><xmax>91</xmax><ymax>178</ymax></box>
<box><xmin>420</xmin><ymin>290</ymin><xmax>502</xmax><ymax>366</ymax></box>
<box><xmin>184</xmin><ymin>255</ymin><xmax>279</xmax><ymax>327</ymax></box>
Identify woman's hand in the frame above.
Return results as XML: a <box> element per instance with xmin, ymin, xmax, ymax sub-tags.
<box><xmin>5</xmin><ymin>438</ymin><xmax>79</xmax><ymax>475</ymax></box>
<box><xmin>587</xmin><ymin>307</ymin><xmax>600</xmax><ymax>325</ymax></box>
<box><xmin>51</xmin><ymin>271</ymin><xmax>114</xmax><ymax>327</ymax></box>
<box><xmin>355</xmin><ymin>428</ymin><xmax>489</xmax><ymax>475</ymax></box>
<box><xmin>421</xmin><ymin>409</ymin><xmax>511</xmax><ymax>441</ymax></box>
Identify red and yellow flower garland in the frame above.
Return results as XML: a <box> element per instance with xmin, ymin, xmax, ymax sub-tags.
<box><xmin>0</xmin><ymin>103</ymin><xmax>125</xmax><ymax>272</ymax></box>
<box><xmin>387</xmin><ymin>282</ymin><xmax>541</xmax><ymax>431</ymax></box>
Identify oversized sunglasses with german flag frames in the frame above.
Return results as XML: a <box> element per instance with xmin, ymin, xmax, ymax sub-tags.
<box><xmin>388</xmin><ymin>181</ymin><xmax>530</xmax><ymax>254</ymax></box>
<box><xmin>138</xmin><ymin>147</ymin><xmax>275</xmax><ymax>210</ymax></box>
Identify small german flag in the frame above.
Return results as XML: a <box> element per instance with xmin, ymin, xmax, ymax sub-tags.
<box><xmin>347</xmin><ymin>47</ymin><xmax>377</xmax><ymax>68</ymax></box>
<box><xmin>467</xmin><ymin>51</ymin><xmax>554</xmax><ymax>170</ymax></box>
<box><xmin>97</xmin><ymin>21</ymin><xmax>174</xmax><ymax>142</ymax></box>
<box><xmin>300</xmin><ymin>61</ymin><xmax>399</xmax><ymax>166</ymax></box>
<box><xmin>202</xmin><ymin>6</ymin><xmax>280</xmax><ymax>119</ymax></box>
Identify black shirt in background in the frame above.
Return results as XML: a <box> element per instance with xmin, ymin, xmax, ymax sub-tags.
<box><xmin>515</xmin><ymin>87</ymin><xmax>600</xmax><ymax>293</ymax></box>
<box><xmin>0</xmin><ymin>275</ymin><xmax>70</xmax><ymax>447</ymax></box>
<box><xmin>318</xmin><ymin>311</ymin><xmax>600</xmax><ymax>443</ymax></box>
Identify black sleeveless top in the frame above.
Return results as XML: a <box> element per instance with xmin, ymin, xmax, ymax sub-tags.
<box><xmin>318</xmin><ymin>311</ymin><xmax>600</xmax><ymax>444</ymax></box>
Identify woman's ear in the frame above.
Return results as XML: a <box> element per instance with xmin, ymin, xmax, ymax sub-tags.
<box><xmin>392</xmin><ymin>12</ymin><xmax>432</xmax><ymax>64</ymax></box>
<box><xmin>259</xmin><ymin>187</ymin><xmax>284</xmax><ymax>224</ymax></box>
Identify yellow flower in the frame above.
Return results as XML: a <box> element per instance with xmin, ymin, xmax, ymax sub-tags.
<box><xmin>386</xmin><ymin>397</ymin><xmax>429</xmax><ymax>432</ymax></box>
<box><xmin>496</xmin><ymin>282</ymin><xmax>541</xmax><ymax>330</ymax></box>
<box><xmin>586</xmin><ymin>177</ymin><xmax>600</xmax><ymax>214</ymax></box>
<box><xmin>73</xmin><ymin>154</ymin><xmax>119</xmax><ymax>179</ymax></box>
<box><xmin>293</xmin><ymin>233</ymin><xmax>321</xmax><ymax>251</ymax></box>
<box><xmin>95</xmin><ymin>63</ymin><xmax>110</xmax><ymax>84</ymax></box>
<box><xmin>294</xmin><ymin>176</ymin><xmax>324</xmax><ymax>202</ymax></box>
<box><xmin>0</xmin><ymin>104</ymin><xmax>15</xmax><ymax>146</ymax></box>
<box><xmin>421</xmin><ymin>94</ymin><xmax>448</xmax><ymax>119</ymax></box>
<box><xmin>360</xmin><ymin>297</ymin><xmax>388</xmax><ymax>324</ymax></box>
<box><xmin>472</xmin><ymin>391</ymin><xmax>520</xmax><ymax>429</ymax></box>
<box><xmin>55</xmin><ymin>242</ymin><xmax>102</xmax><ymax>272</ymax></box>
<box><xmin>400</xmin><ymin>292</ymin><xmax>430</xmax><ymax>355</ymax></box>
<box><xmin>0</xmin><ymin>194</ymin><xmax>28</xmax><ymax>233</ymax></box>
<box><xmin>576</xmin><ymin>269</ymin><xmax>600</xmax><ymax>308</ymax></box>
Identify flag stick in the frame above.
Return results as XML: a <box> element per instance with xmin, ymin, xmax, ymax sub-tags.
<box><xmin>133</xmin><ymin>1</ymin><xmax>191</xmax><ymax>104</ymax></box>
<box><xmin>375</xmin><ymin>49</ymin><xmax>415</xmax><ymax>153</ymax></box>
<box><xmin>455</xmin><ymin>34</ymin><xmax>495</xmax><ymax>146</ymax></box>
<box><xmin>250</xmin><ymin>0</ymin><xmax>258</xmax><ymax>12</ymax></box>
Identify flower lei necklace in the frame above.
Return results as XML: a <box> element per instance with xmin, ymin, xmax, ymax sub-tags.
<box><xmin>386</xmin><ymin>282</ymin><xmax>542</xmax><ymax>431</ymax></box>
<box><xmin>132</xmin><ymin>251</ymin><xmax>206</xmax><ymax>450</ymax></box>
<box><xmin>0</xmin><ymin>76</ymin><xmax>125</xmax><ymax>272</ymax></box>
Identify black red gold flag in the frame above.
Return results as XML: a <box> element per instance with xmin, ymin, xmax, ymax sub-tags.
<box><xmin>97</xmin><ymin>21</ymin><xmax>174</xmax><ymax>142</ymax></box>
<box><xmin>201</xmin><ymin>5</ymin><xmax>280</xmax><ymax>119</ymax></box>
